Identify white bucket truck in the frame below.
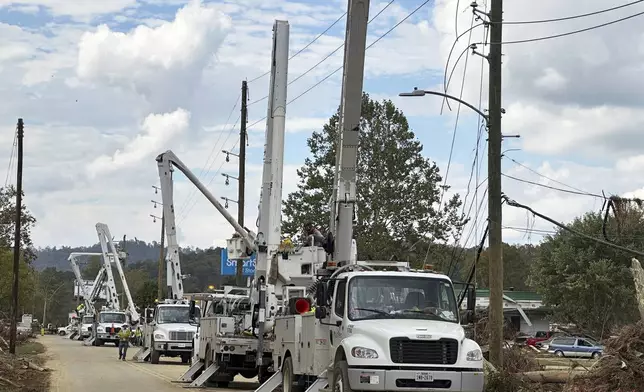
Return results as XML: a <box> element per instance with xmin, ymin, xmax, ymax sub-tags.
<box><xmin>270</xmin><ymin>263</ymin><xmax>485</xmax><ymax>392</ymax></box>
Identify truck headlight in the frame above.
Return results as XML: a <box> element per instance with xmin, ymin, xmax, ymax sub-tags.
<box><xmin>466</xmin><ymin>349</ymin><xmax>483</xmax><ymax>361</ymax></box>
<box><xmin>154</xmin><ymin>333</ymin><xmax>166</xmax><ymax>340</ymax></box>
<box><xmin>351</xmin><ymin>346</ymin><xmax>379</xmax><ymax>359</ymax></box>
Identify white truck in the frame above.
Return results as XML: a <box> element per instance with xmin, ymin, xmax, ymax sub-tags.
<box><xmin>94</xmin><ymin>310</ymin><xmax>128</xmax><ymax>346</ymax></box>
<box><xmin>270</xmin><ymin>265</ymin><xmax>485</xmax><ymax>392</ymax></box>
<box><xmin>143</xmin><ymin>302</ymin><xmax>199</xmax><ymax>364</ymax></box>
<box><xmin>80</xmin><ymin>314</ymin><xmax>95</xmax><ymax>339</ymax></box>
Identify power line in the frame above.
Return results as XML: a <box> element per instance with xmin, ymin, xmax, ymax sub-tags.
<box><xmin>503</xmin><ymin>195</ymin><xmax>644</xmax><ymax>257</ymax></box>
<box><xmin>4</xmin><ymin>128</ymin><xmax>17</xmax><ymax>188</ymax></box>
<box><xmin>498</xmin><ymin>0</ymin><xmax>644</xmax><ymax>25</ymax></box>
<box><xmin>247</xmin><ymin>11</ymin><xmax>348</xmax><ymax>84</ymax></box>
<box><xmin>247</xmin><ymin>0</ymin><xmax>432</xmax><ymax>129</ymax></box>
<box><xmin>502</xmin><ymin>172</ymin><xmax>603</xmax><ymax>198</ymax></box>
<box><xmin>486</xmin><ymin>9</ymin><xmax>644</xmax><ymax>45</ymax></box>
<box><xmin>248</xmin><ymin>0</ymin><xmax>397</xmax><ymax>107</ymax></box>
<box><xmin>504</xmin><ymin>156</ymin><xmax>591</xmax><ymax>195</ymax></box>
<box><xmin>176</xmin><ymin>96</ymin><xmax>240</xmax><ymax>217</ymax></box>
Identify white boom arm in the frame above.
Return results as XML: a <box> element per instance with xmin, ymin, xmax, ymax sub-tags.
<box><xmin>68</xmin><ymin>252</ymin><xmax>105</xmax><ymax>315</ymax></box>
<box><xmin>331</xmin><ymin>0</ymin><xmax>369</xmax><ymax>265</ymax></box>
<box><xmin>254</xmin><ymin>19</ymin><xmax>289</xmax><ymax>369</ymax></box>
<box><xmin>155</xmin><ymin>151</ymin><xmax>256</xmax><ymax>253</ymax></box>
<box><xmin>96</xmin><ymin>223</ymin><xmax>140</xmax><ymax>322</ymax></box>
<box><xmin>156</xmin><ymin>157</ymin><xmax>184</xmax><ymax>300</ymax></box>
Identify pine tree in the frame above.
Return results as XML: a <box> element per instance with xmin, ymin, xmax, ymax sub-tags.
<box><xmin>283</xmin><ymin>93</ymin><xmax>466</xmax><ymax>262</ymax></box>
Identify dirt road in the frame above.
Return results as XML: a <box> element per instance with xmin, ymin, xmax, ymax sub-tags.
<box><xmin>42</xmin><ymin>335</ymin><xmax>196</xmax><ymax>391</ymax></box>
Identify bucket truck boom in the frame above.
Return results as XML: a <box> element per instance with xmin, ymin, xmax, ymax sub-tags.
<box><xmin>68</xmin><ymin>252</ymin><xmax>107</xmax><ymax>341</ymax></box>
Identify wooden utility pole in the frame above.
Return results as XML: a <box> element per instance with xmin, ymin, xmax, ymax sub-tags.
<box><xmin>235</xmin><ymin>80</ymin><xmax>248</xmax><ymax>286</ymax></box>
<box><xmin>487</xmin><ymin>0</ymin><xmax>504</xmax><ymax>367</ymax></box>
<box><xmin>157</xmin><ymin>213</ymin><xmax>165</xmax><ymax>300</ymax></box>
<box><xmin>9</xmin><ymin>118</ymin><xmax>24</xmax><ymax>355</ymax></box>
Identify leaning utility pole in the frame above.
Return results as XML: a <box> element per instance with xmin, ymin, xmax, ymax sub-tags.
<box><xmin>9</xmin><ymin>118</ymin><xmax>24</xmax><ymax>355</ymax></box>
<box><xmin>487</xmin><ymin>0</ymin><xmax>504</xmax><ymax>367</ymax></box>
<box><xmin>235</xmin><ymin>80</ymin><xmax>248</xmax><ymax>285</ymax></box>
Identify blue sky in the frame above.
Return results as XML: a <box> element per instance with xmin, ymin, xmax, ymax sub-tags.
<box><xmin>1</xmin><ymin>0</ymin><xmax>643</xmax><ymax>249</ymax></box>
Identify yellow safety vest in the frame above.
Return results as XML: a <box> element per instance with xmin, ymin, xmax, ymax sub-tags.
<box><xmin>118</xmin><ymin>329</ymin><xmax>132</xmax><ymax>341</ymax></box>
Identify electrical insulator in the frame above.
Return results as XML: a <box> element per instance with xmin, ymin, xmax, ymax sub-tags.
<box><xmin>225</xmin><ymin>200</ymin><xmax>229</xmax><ymax>209</ymax></box>
<box><xmin>226</xmin><ymin>153</ymin><xmax>230</xmax><ymax>162</ymax></box>
<box><xmin>225</xmin><ymin>177</ymin><xmax>229</xmax><ymax>186</ymax></box>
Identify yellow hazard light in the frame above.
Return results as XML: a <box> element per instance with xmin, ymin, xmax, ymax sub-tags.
<box><xmin>424</xmin><ymin>265</ymin><xmax>433</xmax><ymax>270</ymax></box>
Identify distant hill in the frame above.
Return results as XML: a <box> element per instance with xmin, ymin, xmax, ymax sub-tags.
<box><xmin>34</xmin><ymin>239</ymin><xmax>188</xmax><ymax>270</ymax></box>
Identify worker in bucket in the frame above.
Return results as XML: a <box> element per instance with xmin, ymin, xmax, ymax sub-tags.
<box><xmin>304</xmin><ymin>222</ymin><xmax>326</xmax><ymax>247</ymax></box>
<box><xmin>117</xmin><ymin>324</ymin><xmax>132</xmax><ymax>361</ymax></box>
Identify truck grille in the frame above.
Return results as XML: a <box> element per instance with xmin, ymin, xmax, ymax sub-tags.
<box><xmin>389</xmin><ymin>337</ymin><xmax>458</xmax><ymax>365</ymax></box>
<box><xmin>169</xmin><ymin>331</ymin><xmax>195</xmax><ymax>341</ymax></box>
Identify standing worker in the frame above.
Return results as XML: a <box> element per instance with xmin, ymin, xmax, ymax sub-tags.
<box><xmin>117</xmin><ymin>325</ymin><xmax>132</xmax><ymax>361</ymax></box>
<box><xmin>134</xmin><ymin>326</ymin><xmax>142</xmax><ymax>346</ymax></box>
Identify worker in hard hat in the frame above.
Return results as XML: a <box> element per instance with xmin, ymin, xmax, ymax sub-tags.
<box><xmin>134</xmin><ymin>326</ymin><xmax>142</xmax><ymax>346</ymax></box>
<box><xmin>304</xmin><ymin>222</ymin><xmax>326</xmax><ymax>247</ymax></box>
<box><xmin>76</xmin><ymin>303</ymin><xmax>85</xmax><ymax>317</ymax></box>
<box><xmin>117</xmin><ymin>325</ymin><xmax>132</xmax><ymax>361</ymax></box>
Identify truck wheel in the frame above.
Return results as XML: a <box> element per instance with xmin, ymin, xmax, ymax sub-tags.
<box><xmin>150</xmin><ymin>341</ymin><xmax>160</xmax><ymax>364</ymax></box>
<box><xmin>96</xmin><ymin>339</ymin><xmax>104</xmax><ymax>347</ymax></box>
<box><xmin>333</xmin><ymin>361</ymin><xmax>353</xmax><ymax>392</ymax></box>
<box><xmin>181</xmin><ymin>354</ymin><xmax>190</xmax><ymax>364</ymax></box>
<box><xmin>282</xmin><ymin>356</ymin><xmax>301</xmax><ymax>392</ymax></box>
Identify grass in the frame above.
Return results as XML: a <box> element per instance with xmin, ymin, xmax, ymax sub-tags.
<box><xmin>15</xmin><ymin>341</ymin><xmax>46</xmax><ymax>356</ymax></box>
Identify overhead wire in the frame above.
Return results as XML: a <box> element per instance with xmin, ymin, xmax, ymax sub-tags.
<box><xmin>484</xmin><ymin>9</ymin><xmax>644</xmax><ymax>46</ymax></box>
<box><xmin>246</xmin><ymin>0</ymin><xmax>432</xmax><ymax>131</ymax></box>
<box><xmin>247</xmin><ymin>0</ymin><xmax>397</xmax><ymax>107</ymax></box>
<box><xmin>176</xmin><ymin>95</ymin><xmax>241</xmax><ymax>219</ymax></box>
<box><xmin>247</xmin><ymin>11</ymin><xmax>349</xmax><ymax>84</ymax></box>
<box><xmin>497</xmin><ymin>0</ymin><xmax>644</xmax><ymax>25</ymax></box>
<box><xmin>504</xmin><ymin>156</ymin><xmax>592</xmax><ymax>195</ymax></box>
<box><xmin>4</xmin><ymin>128</ymin><xmax>17</xmax><ymax>188</ymax></box>
<box><xmin>502</xmin><ymin>173</ymin><xmax>605</xmax><ymax>199</ymax></box>
<box><xmin>178</xmin><ymin>114</ymin><xmax>242</xmax><ymax>223</ymax></box>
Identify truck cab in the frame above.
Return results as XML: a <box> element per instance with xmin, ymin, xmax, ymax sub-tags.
<box><xmin>94</xmin><ymin>311</ymin><xmax>128</xmax><ymax>346</ymax></box>
<box><xmin>80</xmin><ymin>315</ymin><xmax>95</xmax><ymax>339</ymax></box>
<box><xmin>146</xmin><ymin>303</ymin><xmax>199</xmax><ymax>364</ymax></box>
<box><xmin>274</xmin><ymin>269</ymin><xmax>485</xmax><ymax>392</ymax></box>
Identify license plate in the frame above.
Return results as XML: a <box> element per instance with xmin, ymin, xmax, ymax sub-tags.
<box><xmin>415</xmin><ymin>372</ymin><xmax>433</xmax><ymax>382</ymax></box>
<box><xmin>177</xmin><ymin>343</ymin><xmax>186</xmax><ymax>348</ymax></box>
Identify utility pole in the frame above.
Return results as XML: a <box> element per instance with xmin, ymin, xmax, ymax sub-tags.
<box><xmin>9</xmin><ymin>118</ymin><xmax>24</xmax><ymax>355</ymax></box>
<box><xmin>236</xmin><ymin>80</ymin><xmax>248</xmax><ymax>285</ymax></box>
<box><xmin>487</xmin><ymin>0</ymin><xmax>504</xmax><ymax>367</ymax></box>
<box><xmin>223</xmin><ymin>80</ymin><xmax>248</xmax><ymax>286</ymax></box>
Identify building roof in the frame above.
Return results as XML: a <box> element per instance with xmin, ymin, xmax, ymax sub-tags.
<box><xmin>452</xmin><ymin>283</ymin><xmax>543</xmax><ymax>302</ymax></box>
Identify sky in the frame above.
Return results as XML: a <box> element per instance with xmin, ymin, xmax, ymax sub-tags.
<box><xmin>1</xmin><ymin>0</ymin><xmax>644</xmax><ymax>251</ymax></box>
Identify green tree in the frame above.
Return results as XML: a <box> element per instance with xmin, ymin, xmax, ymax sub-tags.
<box><xmin>0</xmin><ymin>185</ymin><xmax>37</xmax><ymax>262</ymax></box>
<box><xmin>530</xmin><ymin>209</ymin><xmax>644</xmax><ymax>338</ymax></box>
<box><xmin>469</xmin><ymin>243</ymin><xmax>538</xmax><ymax>290</ymax></box>
<box><xmin>282</xmin><ymin>93</ymin><xmax>465</xmax><ymax>261</ymax></box>
<box><xmin>134</xmin><ymin>281</ymin><xmax>158</xmax><ymax>308</ymax></box>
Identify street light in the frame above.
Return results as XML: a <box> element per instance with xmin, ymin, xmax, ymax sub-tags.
<box><xmin>399</xmin><ymin>87</ymin><xmax>489</xmax><ymax>124</ymax></box>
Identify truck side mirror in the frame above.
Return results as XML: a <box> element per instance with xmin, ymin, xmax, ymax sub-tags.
<box><xmin>315</xmin><ymin>281</ymin><xmax>326</xmax><ymax>307</ymax></box>
<box><xmin>315</xmin><ymin>306</ymin><xmax>327</xmax><ymax>320</ymax></box>
<box><xmin>189</xmin><ymin>300</ymin><xmax>198</xmax><ymax>321</ymax></box>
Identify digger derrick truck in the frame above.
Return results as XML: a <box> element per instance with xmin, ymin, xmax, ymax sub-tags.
<box><xmin>270</xmin><ymin>264</ymin><xmax>485</xmax><ymax>392</ymax></box>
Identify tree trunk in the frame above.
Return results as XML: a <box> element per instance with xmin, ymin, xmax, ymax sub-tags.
<box><xmin>518</xmin><ymin>370</ymin><xmax>588</xmax><ymax>383</ymax></box>
<box><xmin>631</xmin><ymin>258</ymin><xmax>644</xmax><ymax>322</ymax></box>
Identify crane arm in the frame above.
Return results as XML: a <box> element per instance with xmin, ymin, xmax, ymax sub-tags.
<box><xmin>96</xmin><ymin>223</ymin><xmax>140</xmax><ymax>322</ymax></box>
<box><xmin>155</xmin><ymin>151</ymin><xmax>256</xmax><ymax>252</ymax></box>
<box><xmin>68</xmin><ymin>252</ymin><xmax>105</xmax><ymax>315</ymax></box>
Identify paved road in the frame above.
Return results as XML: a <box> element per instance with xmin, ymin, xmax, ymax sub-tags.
<box><xmin>41</xmin><ymin>335</ymin><xmax>257</xmax><ymax>392</ymax></box>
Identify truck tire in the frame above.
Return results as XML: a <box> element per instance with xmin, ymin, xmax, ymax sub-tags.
<box><xmin>181</xmin><ymin>354</ymin><xmax>190</xmax><ymax>364</ymax></box>
<box><xmin>333</xmin><ymin>361</ymin><xmax>353</xmax><ymax>392</ymax></box>
<box><xmin>150</xmin><ymin>340</ymin><xmax>160</xmax><ymax>364</ymax></box>
<box><xmin>282</xmin><ymin>356</ymin><xmax>300</xmax><ymax>392</ymax></box>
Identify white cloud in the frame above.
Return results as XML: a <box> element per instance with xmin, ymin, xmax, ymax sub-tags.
<box><xmin>87</xmin><ymin>108</ymin><xmax>191</xmax><ymax>177</ymax></box>
<box><xmin>77</xmin><ymin>0</ymin><xmax>232</xmax><ymax>111</ymax></box>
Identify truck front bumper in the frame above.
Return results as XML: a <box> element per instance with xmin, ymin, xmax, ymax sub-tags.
<box><xmin>347</xmin><ymin>367</ymin><xmax>484</xmax><ymax>392</ymax></box>
<box><xmin>97</xmin><ymin>333</ymin><xmax>119</xmax><ymax>341</ymax></box>
<box><xmin>154</xmin><ymin>340</ymin><xmax>193</xmax><ymax>353</ymax></box>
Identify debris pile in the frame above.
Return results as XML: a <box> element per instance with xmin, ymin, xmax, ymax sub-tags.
<box><xmin>564</xmin><ymin>321</ymin><xmax>644</xmax><ymax>392</ymax></box>
<box><xmin>472</xmin><ymin>309</ymin><xmax>518</xmax><ymax>346</ymax></box>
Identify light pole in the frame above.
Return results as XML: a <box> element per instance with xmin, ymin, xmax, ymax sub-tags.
<box><xmin>398</xmin><ymin>88</ymin><xmax>488</xmax><ymax>124</ymax></box>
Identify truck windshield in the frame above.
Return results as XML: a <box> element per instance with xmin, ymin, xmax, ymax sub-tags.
<box><xmin>157</xmin><ymin>306</ymin><xmax>198</xmax><ymax>324</ymax></box>
<box><xmin>99</xmin><ymin>313</ymin><xmax>126</xmax><ymax>324</ymax></box>
<box><xmin>347</xmin><ymin>276</ymin><xmax>459</xmax><ymax>323</ymax></box>
<box><xmin>82</xmin><ymin>316</ymin><xmax>94</xmax><ymax>324</ymax></box>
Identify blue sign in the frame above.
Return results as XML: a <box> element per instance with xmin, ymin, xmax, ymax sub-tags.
<box><xmin>220</xmin><ymin>248</ymin><xmax>256</xmax><ymax>276</ymax></box>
